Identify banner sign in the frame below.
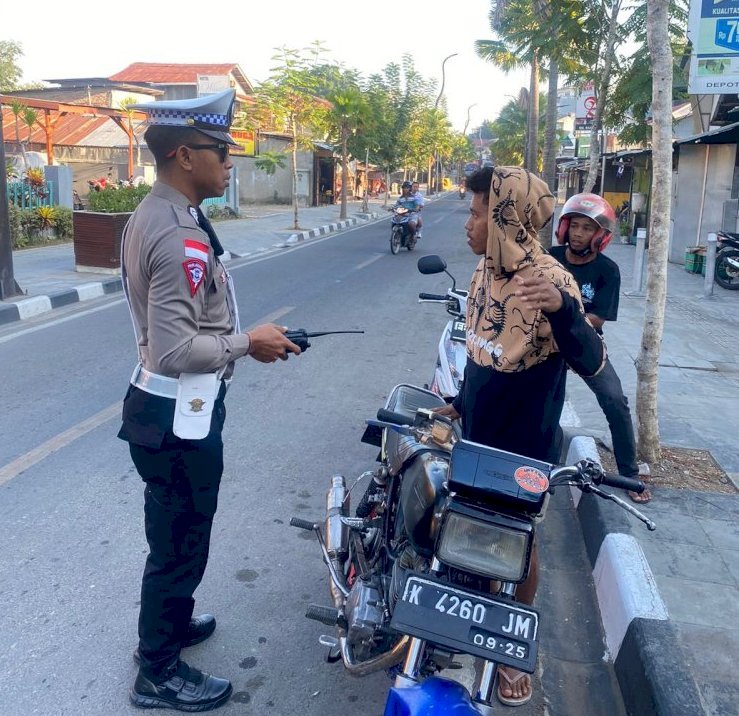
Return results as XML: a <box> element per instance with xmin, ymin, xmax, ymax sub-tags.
<box><xmin>230</xmin><ymin>129</ymin><xmax>256</xmax><ymax>157</ymax></box>
<box><xmin>575</xmin><ymin>81</ymin><xmax>597</xmax><ymax>131</ymax></box>
<box><xmin>688</xmin><ymin>0</ymin><xmax>739</xmax><ymax>92</ymax></box>
<box><xmin>197</xmin><ymin>75</ymin><xmax>231</xmax><ymax>96</ymax></box>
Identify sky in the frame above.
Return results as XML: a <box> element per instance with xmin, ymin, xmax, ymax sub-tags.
<box><xmin>4</xmin><ymin>0</ymin><xmax>530</xmax><ymax>134</ymax></box>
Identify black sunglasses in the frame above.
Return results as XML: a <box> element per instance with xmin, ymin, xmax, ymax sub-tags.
<box><xmin>184</xmin><ymin>143</ymin><xmax>230</xmax><ymax>163</ymax></box>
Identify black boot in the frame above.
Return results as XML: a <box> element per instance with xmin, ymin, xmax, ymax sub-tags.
<box><xmin>130</xmin><ymin>660</ymin><xmax>232</xmax><ymax>712</ymax></box>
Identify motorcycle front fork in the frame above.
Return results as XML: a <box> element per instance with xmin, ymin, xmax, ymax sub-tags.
<box><xmin>394</xmin><ymin>637</ymin><xmax>497</xmax><ymax>714</ymax></box>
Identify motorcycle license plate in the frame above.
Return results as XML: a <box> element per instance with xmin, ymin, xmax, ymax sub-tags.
<box><xmin>450</xmin><ymin>320</ymin><xmax>466</xmax><ymax>343</ymax></box>
<box><xmin>390</xmin><ymin>573</ymin><xmax>539</xmax><ymax>673</ymax></box>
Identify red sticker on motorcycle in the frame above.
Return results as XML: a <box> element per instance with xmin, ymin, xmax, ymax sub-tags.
<box><xmin>514</xmin><ymin>466</ymin><xmax>549</xmax><ymax>493</ymax></box>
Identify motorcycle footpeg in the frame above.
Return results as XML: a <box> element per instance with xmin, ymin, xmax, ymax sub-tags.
<box><xmin>290</xmin><ymin>516</ymin><xmax>318</xmax><ymax>531</ymax></box>
<box><xmin>306</xmin><ymin>604</ymin><xmax>346</xmax><ymax>628</ymax></box>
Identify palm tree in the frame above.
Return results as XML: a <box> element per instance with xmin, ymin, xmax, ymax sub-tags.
<box><xmin>476</xmin><ymin>1</ymin><xmax>541</xmax><ymax>171</ymax></box>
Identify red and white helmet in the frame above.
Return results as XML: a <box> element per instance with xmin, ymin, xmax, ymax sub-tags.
<box><xmin>556</xmin><ymin>193</ymin><xmax>617</xmax><ymax>252</ymax></box>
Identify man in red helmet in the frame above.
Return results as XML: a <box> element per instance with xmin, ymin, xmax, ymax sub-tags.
<box><xmin>550</xmin><ymin>193</ymin><xmax>650</xmax><ymax>502</ymax></box>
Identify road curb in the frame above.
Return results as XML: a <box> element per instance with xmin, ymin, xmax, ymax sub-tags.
<box><xmin>566</xmin><ymin>435</ymin><xmax>705</xmax><ymax>715</ymax></box>
<box><xmin>285</xmin><ymin>211</ymin><xmax>381</xmax><ymax>245</ymax></box>
<box><xmin>0</xmin><ymin>279</ymin><xmax>123</xmax><ymax>325</ymax></box>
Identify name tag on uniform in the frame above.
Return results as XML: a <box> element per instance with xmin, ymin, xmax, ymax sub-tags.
<box><xmin>173</xmin><ymin>373</ymin><xmax>219</xmax><ymax>440</ymax></box>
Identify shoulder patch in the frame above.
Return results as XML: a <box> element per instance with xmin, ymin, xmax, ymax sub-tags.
<box><xmin>183</xmin><ymin>258</ymin><xmax>207</xmax><ymax>297</ymax></box>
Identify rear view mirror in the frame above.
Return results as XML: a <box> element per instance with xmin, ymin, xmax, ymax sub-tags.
<box><xmin>417</xmin><ymin>255</ymin><xmax>447</xmax><ymax>275</ymax></box>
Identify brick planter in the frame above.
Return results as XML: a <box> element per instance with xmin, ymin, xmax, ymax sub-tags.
<box><xmin>72</xmin><ymin>211</ymin><xmax>131</xmax><ymax>273</ymax></box>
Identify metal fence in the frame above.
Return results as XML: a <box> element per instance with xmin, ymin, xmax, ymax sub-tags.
<box><xmin>6</xmin><ymin>181</ymin><xmax>55</xmax><ymax>209</ymax></box>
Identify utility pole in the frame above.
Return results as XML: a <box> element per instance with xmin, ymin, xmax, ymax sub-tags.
<box><xmin>432</xmin><ymin>53</ymin><xmax>458</xmax><ymax>195</ymax></box>
<box><xmin>0</xmin><ymin>113</ymin><xmax>22</xmax><ymax>299</ymax></box>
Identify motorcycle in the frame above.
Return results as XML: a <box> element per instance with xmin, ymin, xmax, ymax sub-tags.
<box><xmin>715</xmin><ymin>231</ymin><xmax>739</xmax><ymax>290</ymax></box>
<box><xmin>417</xmin><ymin>255</ymin><xmax>467</xmax><ymax>401</ymax></box>
<box><xmin>390</xmin><ymin>206</ymin><xmax>417</xmax><ymax>254</ymax></box>
<box><xmin>292</xmin><ymin>384</ymin><xmax>654</xmax><ymax>714</ymax></box>
<box><xmin>459</xmin><ymin>184</ymin><xmax>467</xmax><ymax>200</ymax></box>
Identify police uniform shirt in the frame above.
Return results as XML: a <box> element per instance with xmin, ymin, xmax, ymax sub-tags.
<box><xmin>122</xmin><ymin>181</ymin><xmax>250</xmax><ymax>377</ymax></box>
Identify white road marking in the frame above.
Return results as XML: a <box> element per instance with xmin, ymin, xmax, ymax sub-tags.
<box><xmin>247</xmin><ymin>306</ymin><xmax>294</xmax><ymax>329</ymax></box>
<box><xmin>0</xmin><ymin>304</ymin><xmax>297</xmax><ymax>486</ymax></box>
<box><xmin>0</xmin><ymin>298</ymin><xmax>127</xmax><ymax>345</ymax></box>
<box><xmin>0</xmin><ymin>402</ymin><xmax>122</xmax><ymax>486</ymax></box>
<box><xmin>354</xmin><ymin>254</ymin><xmax>384</xmax><ymax>271</ymax></box>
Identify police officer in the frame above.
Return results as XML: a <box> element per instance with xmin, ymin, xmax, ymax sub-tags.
<box><xmin>119</xmin><ymin>89</ymin><xmax>300</xmax><ymax>711</ymax></box>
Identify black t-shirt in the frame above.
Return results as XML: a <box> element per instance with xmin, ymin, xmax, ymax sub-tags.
<box><xmin>549</xmin><ymin>246</ymin><xmax>621</xmax><ymax>331</ymax></box>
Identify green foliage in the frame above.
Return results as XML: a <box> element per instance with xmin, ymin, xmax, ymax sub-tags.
<box><xmin>605</xmin><ymin>0</ymin><xmax>689</xmax><ymax>145</ymax></box>
<box><xmin>54</xmin><ymin>207</ymin><xmax>73</xmax><ymax>238</ymax></box>
<box><xmin>0</xmin><ymin>40</ymin><xmax>23</xmax><ymax>91</ymax></box>
<box><xmin>87</xmin><ymin>184</ymin><xmax>151</xmax><ymax>212</ymax></box>
<box><xmin>490</xmin><ymin>93</ymin><xmax>549</xmax><ymax>168</ymax></box>
<box><xmin>254</xmin><ymin>150</ymin><xmax>288</xmax><ymax>175</ymax></box>
<box><xmin>7</xmin><ymin>205</ymin><xmax>73</xmax><ymax>248</ymax></box>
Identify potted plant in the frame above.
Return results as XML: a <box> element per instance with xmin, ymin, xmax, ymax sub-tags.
<box><xmin>618</xmin><ymin>221</ymin><xmax>631</xmax><ymax>244</ymax></box>
<box><xmin>73</xmin><ymin>180</ymin><xmax>150</xmax><ymax>273</ymax></box>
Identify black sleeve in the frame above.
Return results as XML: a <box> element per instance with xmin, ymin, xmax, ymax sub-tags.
<box><xmin>452</xmin><ymin>368</ymin><xmax>466</xmax><ymax>413</ymax></box>
<box><xmin>545</xmin><ymin>291</ymin><xmax>605</xmax><ymax>377</ymax></box>
<box><xmin>590</xmin><ymin>261</ymin><xmax>620</xmax><ymax>321</ymax></box>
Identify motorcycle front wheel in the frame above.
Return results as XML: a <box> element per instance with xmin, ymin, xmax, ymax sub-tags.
<box><xmin>390</xmin><ymin>228</ymin><xmax>402</xmax><ymax>254</ymax></box>
<box><xmin>715</xmin><ymin>248</ymin><xmax>739</xmax><ymax>289</ymax></box>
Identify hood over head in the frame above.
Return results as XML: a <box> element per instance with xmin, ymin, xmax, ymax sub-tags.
<box><xmin>485</xmin><ymin>166</ymin><xmax>555</xmax><ymax>276</ymax></box>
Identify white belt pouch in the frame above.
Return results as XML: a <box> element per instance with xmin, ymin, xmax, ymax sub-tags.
<box><xmin>173</xmin><ymin>372</ymin><xmax>220</xmax><ymax>440</ymax></box>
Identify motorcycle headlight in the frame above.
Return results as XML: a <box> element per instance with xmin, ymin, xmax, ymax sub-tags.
<box><xmin>437</xmin><ymin>510</ymin><xmax>533</xmax><ymax>583</ymax></box>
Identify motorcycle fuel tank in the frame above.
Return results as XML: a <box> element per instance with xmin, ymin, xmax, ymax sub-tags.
<box><xmin>397</xmin><ymin>452</ymin><xmax>449</xmax><ymax>556</ymax></box>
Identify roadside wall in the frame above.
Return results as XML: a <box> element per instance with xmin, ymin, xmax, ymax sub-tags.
<box><xmin>671</xmin><ymin>143</ymin><xmax>735</xmax><ymax>263</ymax></box>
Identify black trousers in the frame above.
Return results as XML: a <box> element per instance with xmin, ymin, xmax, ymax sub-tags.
<box><xmin>128</xmin><ymin>402</ymin><xmax>225</xmax><ymax>679</ymax></box>
<box><xmin>581</xmin><ymin>358</ymin><xmax>639</xmax><ymax>478</ymax></box>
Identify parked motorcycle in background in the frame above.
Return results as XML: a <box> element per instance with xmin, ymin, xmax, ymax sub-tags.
<box><xmin>417</xmin><ymin>255</ymin><xmax>467</xmax><ymax>401</ymax></box>
<box><xmin>715</xmin><ymin>231</ymin><xmax>739</xmax><ymax>290</ymax></box>
<box><xmin>389</xmin><ymin>206</ymin><xmax>417</xmax><ymax>254</ymax></box>
<box><xmin>292</xmin><ymin>384</ymin><xmax>654</xmax><ymax>714</ymax></box>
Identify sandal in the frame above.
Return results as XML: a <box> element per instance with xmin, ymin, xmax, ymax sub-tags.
<box><xmin>496</xmin><ymin>666</ymin><xmax>533</xmax><ymax>706</ymax></box>
<box><xmin>628</xmin><ymin>464</ymin><xmax>652</xmax><ymax>503</ymax></box>
<box><xmin>628</xmin><ymin>487</ymin><xmax>651</xmax><ymax>503</ymax></box>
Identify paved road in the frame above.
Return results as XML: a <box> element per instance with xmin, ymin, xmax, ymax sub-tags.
<box><xmin>0</xmin><ymin>197</ymin><xmax>626</xmax><ymax>715</ymax></box>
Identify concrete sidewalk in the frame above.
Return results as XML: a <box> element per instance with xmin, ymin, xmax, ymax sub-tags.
<box><xmin>2</xmin><ymin>197</ymin><xmax>737</xmax><ymax>714</ymax></box>
<box><xmin>563</xmin><ymin>242</ymin><xmax>739</xmax><ymax>715</ymax></box>
<box><xmin>0</xmin><ymin>196</ymin><xmax>392</xmax><ymax>324</ymax></box>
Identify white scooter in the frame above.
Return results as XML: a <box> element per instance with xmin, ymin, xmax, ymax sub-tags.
<box><xmin>417</xmin><ymin>255</ymin><xmax>467</xmax><ymax>401</ymax></box>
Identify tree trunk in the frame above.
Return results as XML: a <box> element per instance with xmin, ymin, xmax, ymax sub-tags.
<box><xmin>584</xmin><ymin>0</ymin><xmax>621</xmax><ymax>192</ymax></box>
<box><xmin>636</xmin><ymin>0</ymin><xmax>673</xmax><ymax>464</ymax></box>
<box><xmin>291</xmin><ymin>117</ymin><xmax>299</xmax><ymax>231</ymax></box>
<box><xmin>340</xmin><ymin>125</ymin><xmax>349</xmax><ymax>221</ymax></box>
<box><xmin>526</xmin><ymin>52</ymin><xmax>540</xmax><ymax>172</ymax></box>
<box><xmin>542</xmin><ymin>59</ymin><xmax>559</xmax><ymax>192</ymax></box>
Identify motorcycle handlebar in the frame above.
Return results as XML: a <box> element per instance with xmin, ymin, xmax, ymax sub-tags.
<box><xmin>600</xmin><ymin>473</ymin><xmax>646</xmax><ymax>493</ymax></box>
<box><xmin>376</xmin><ymin>408</ymin><xmax>413</xmax><ymax>426</ymax></box>
<box><xmin>418</xmin><ymin>292</ymin><xmax>447</xmax><ymax>301</ymax></box>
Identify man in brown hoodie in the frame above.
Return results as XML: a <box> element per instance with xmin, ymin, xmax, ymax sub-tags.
<box><xmin>436</xmin><ymin>166</ymin><xmax>605</xmax><ymax>706</ymax></box>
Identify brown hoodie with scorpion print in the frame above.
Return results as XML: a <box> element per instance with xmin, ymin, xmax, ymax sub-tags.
<box><xmin>452</xmin><ymin>167</ymin><xmax>605</xmax><ymax>463</ymax></box>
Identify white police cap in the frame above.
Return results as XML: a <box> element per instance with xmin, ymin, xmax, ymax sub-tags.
<box><xmin>131</xmin><ymin>88</ymin><xmax>239</xmax><ymax>146</ymax></box>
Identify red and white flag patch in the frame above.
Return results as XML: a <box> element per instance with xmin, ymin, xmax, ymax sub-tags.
<box><xmin>183</xmin><ymin>259</ymin><xmax>206</xmax><ymax>297</ymax></box>
<box><xmin>184</xmin><ymin>238</ymin><xmax>209</xmax><ymax>263</ymax></box>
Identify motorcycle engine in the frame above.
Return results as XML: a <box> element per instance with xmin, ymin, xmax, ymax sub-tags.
<box><xmin>344</xmin><ymin>578</ymin><xmax>384</xmax><ymax>661</ymax></box>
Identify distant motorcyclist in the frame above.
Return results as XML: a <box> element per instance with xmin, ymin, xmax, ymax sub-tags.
<box><xmin>392</xmin><ymin>180</ymin><xmax>422</xmax><ymax>239</ymax></box>
<box><xmin>411</xmin><ymin>181</ymin><xmax>425</xmax><ymax>238</ymax></box>
<box><xmin>458</xmin><ymin>178</ymin><xmax>466</xmax><ymax>199</ymax></box>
